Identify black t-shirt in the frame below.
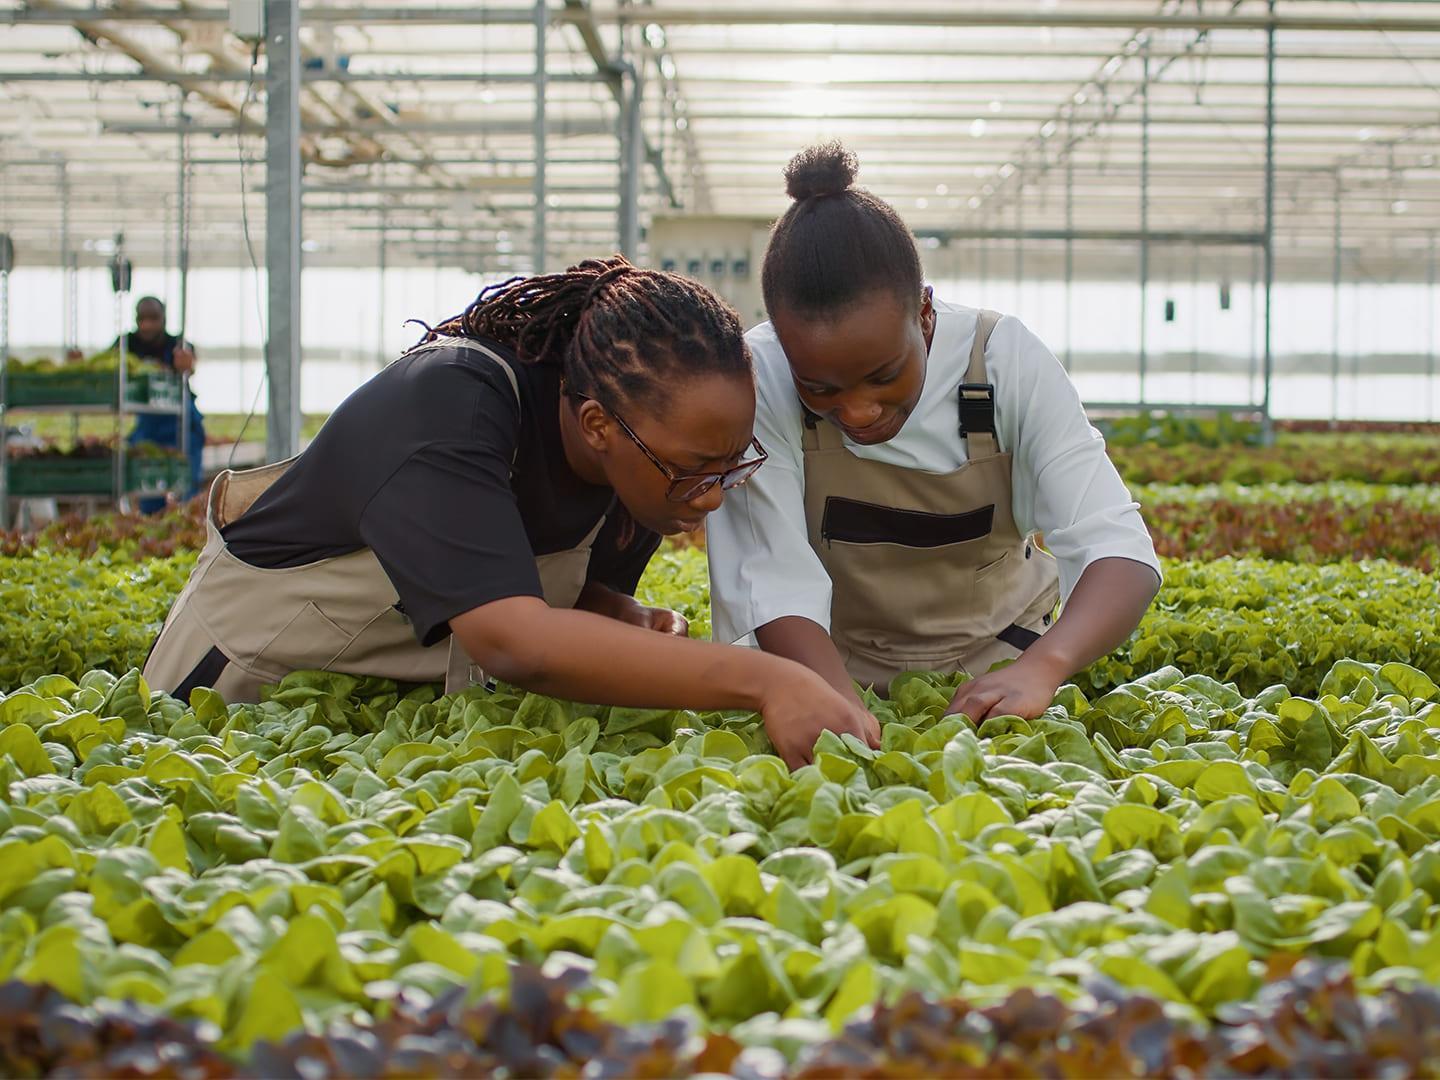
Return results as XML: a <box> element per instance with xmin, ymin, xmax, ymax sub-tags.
<box><xmin>222</xmin><ymin>337</ymin><xmax>661</xmax><ymax>646</ymax></box>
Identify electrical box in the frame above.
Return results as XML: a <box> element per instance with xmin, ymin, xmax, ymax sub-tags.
<box><xmin>648</xmin><ymin>215</ymin><xmax>772</xmax><ymax>328</ymax></box>
<box><xmin>229</xmin><ymin>0</ymin><xmax>265</xmax><ymax>42</ymax></box>
<box><xmin>0</xmin><ymin>233</ymin><xmax>13</xmax><ymax>274</ymax></box>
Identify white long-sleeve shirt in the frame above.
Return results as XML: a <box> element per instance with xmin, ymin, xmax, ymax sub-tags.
<box><xmin>707</xmin><ymin>296</ymin><xmax>1162</xmax><ymax>645</ymax></box>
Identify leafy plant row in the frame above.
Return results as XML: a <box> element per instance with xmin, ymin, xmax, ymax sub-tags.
<box><xmin>2</xmin><ymin>959</ymin><xmax>1436</xmax><ymax>1079</ymax></box>
<box><xmin>0</xmin><ymin>498</ymin><xmax>205</xmax><ymax>561</ymax></box>
<box><xmin>1108</xmin><ymin>434</ymin><xmax>1440</xmax><ymax>486</ymax></box>
<box><xmin>1091</xmin><ymin>412</ymin><xmax>1266</xmax><ymax>449</ymax></box>
<box><xmin>0</xmin><ymin>656</ymin><xmax>1438</xmax><ymax>1051</ymax></box>
<box><xmin>0</xmin><ymin>553</ymin><xmax>198</xmax><ymax>691</ymax></box>
<box><xmin>1093</xmin><ymin>414</ymin><xmax>1440</xmax><ymax>450</ymax></box>
<box><xmin>1084</xmin><ymin>558</ymin><xmax>1440</xmax><ymax>698</ymax></box>
<box><xmin>1136</xmin><ymin>483</ymin><xmax>1440</xmax><ymax>571</ymax></box>
<box><xmin>1277</xmin><ymin>419</ymin><xmax>1440</xmax><ymax>436</ymax></box>
<box><xmin>5</xmin><ymin>548</ymin><xmax>1435</xmax><ymax>701</ymax></box>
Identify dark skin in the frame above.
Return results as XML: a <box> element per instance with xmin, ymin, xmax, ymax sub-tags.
<box><xmin>450</xmin><ymin>370</ymin><xmax>881</xmax><ymax>769</ymax></box>
<box><xmin>561</xmin><ymin>375</ymin><xmax>750</xmax><ymax>637</ymax></box>
<box><xmin>765</xmin><ymin>288</ymin><xmax>1160</xmax><ymax>724</ymax></box>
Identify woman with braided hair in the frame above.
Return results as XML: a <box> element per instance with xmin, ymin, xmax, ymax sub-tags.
<box><xmin>143</xmin><ymin>256</ymin><xmax>878</xmax><ymax>768</ymax></box>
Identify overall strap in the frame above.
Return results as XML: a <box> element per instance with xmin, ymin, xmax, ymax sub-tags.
<box><xmin>402</xmin><ymin>334</ymin><xmax>526</xmax><ymax>473</ymax></box>
<box><xmin>801</xmin><ymin>407</ymin><xmax>846</xmax><ymax>452</ymax></box>
<box><xmin>959</xmin><ymin>309</ymin><xmax>1002</xmax><ymax>458</ymax></box>
<box><xmin>404</xmin><ymin>334</ymin><xmax>522</xmax><ymax>421</ymax></box>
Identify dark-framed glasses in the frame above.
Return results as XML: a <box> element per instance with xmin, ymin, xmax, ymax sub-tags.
<box><xmin>568</xmin><ymin>391</ymin><xmax>768</xmax><ymax>502</ymax></box>
<box><xmin>611</xmin><ymin>410</ymin><xmax>767</xmax><ymax>502</ymax></box>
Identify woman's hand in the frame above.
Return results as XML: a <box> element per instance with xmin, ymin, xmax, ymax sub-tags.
<box><xmin>639</xmin><ymin>606</ymin><xmax>689</xmax><ymax>636</ymax></box>
<box><xmin>759</xmin><ymin>667</ymin><xmax>881</xmax><ymax>769</ymax></box>
<box><xmin>576</xmin><ymin>581</ymin><xmax>688</xmax><ymax>636</ymax></box>
<box><xmin>948</xmin><ymin>557</ymin><xmax>1161</xmax><ymax>723</ymax></box>
<box><xmin>453</xmin><ymin>597</ymin><xmax>880</xmax><ymax>773</ymax></box>
<box><xmin>947</xmin><ymin>654</ymin><xmax>1065</xmax><ymax>723</ymax></box>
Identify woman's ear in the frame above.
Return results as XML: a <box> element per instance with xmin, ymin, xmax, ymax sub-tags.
<box><xmin>919</xmin><ymin>285</ymin><xmax>936</xmax><ymax>338</ymax></box>
<box><xmin>576</xmin><ymin>397</ymin><xmax>613</xmax><ymax>453</ymax></box>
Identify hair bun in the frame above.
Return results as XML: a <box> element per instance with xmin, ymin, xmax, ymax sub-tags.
<box><xmin>784</xmin><ymin>141</ymin><xmax>858</xmax><ymax>200</ymax></box>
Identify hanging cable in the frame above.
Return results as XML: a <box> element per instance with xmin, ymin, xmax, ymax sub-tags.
<box><xmin>230</xmin><ymin>42</ymin><xmax>268</xmax><ymax>470</ymax></box>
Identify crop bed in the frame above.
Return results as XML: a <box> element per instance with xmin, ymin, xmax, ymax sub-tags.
<box><xmin>1137</xmin><ymin>482</ymin><xmax>1440</xmax><ymax>570</ymax></box>
<box><xmin>3</xmin><ymin>432</ymin><xmax>1440</xmax><ymax>1074</ymax></box>
<box><xmin>1109</xmin><ymin>434</ymin><xmax>1440</xmax><ymax>486</ymax></box>
<box><xmin>0</xmin><ymin>654</ymin><xmax>1438</xmax><ymax>1064</ymax></box>
<box><xmin>3</xmin><ymin>548</ymin><xmax>1436</xmax><ymax>701</ymax></box>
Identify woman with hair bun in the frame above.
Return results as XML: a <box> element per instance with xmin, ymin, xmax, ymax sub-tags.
<box><xmin>706</xmin><ymin>143</ymin><xmax>1162</xmax><ymax>723</ymax></box>
<box><xmin>144</xmin><ymin>255</ymin><xmax>879</xmax><ymax>768</ymax></box>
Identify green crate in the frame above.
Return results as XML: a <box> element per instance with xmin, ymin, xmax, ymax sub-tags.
<box><xmin>7</xmin><ymin>456</ymin><xmax>113</xmax><ymax>495</ymax></box>
<box><xmin>127</xmin><ymin>454</ymin><xmax>187</xmax><ymax>492</ymax></box>
<box><xmin>137</xmin><ymin>371</ymin><xmax>183</xmax><ymax>409</ymax></box>
<box><xmin>6</xmin><ymin>370</ymin><xmax>116</xmax><ymax>408</ymax></box>
<box><xmin>7</xmin><ymin>454</ymin><xmax>187</xmax><ymax>497</ymax></box>
<box><xmin>4</xmin><ymin>368</ymin><xmax>182</xmax><ymax>409</ymax></box>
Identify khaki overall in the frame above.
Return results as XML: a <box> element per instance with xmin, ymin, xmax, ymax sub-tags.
<box><xmin>143</xmin><ymin>338</ymin><xmax>602</xmax><ymax>703</ymax></box>
<box><xmin>802</xmin><ymin>309</ymin><xmax>1061</xmax><ymax>693</ymax></box>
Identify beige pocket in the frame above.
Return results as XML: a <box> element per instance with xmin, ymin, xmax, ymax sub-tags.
<box><xmin>255</xmin><ymin>602</ymin><xmax>351</xmax><ymax>673</ymax></box>
<box><xmin>328</xmin><ymin>605</ymin><xmax>449</xmax><ymax>682</ymax></box>
<box><xmin>975</xmin><ymin>547</ymin><xmax>1012</xmax><ymax>582</ymax></box>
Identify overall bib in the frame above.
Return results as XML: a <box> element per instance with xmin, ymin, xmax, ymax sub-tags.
<box><xmin>801</xmin><ymin>309</ymin><xmax>1061</xmax><ymax>693</ymax></box>
<box><xmin>143</xmin><ymin>338</ymin><xmax>601</xmax><ymax>702</ymax></box>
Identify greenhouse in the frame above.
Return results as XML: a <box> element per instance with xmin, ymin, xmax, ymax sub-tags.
<box><xmin>2</xmin><ymin>2</ymin><xmax>1440</xmax><ymax>1075</ymax></box>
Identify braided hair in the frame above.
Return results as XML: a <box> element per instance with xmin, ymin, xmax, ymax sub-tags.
<box><xmin>423</xmin><ymin>254</ymin><xmax>749</xmax><ymax>413</ymax></box>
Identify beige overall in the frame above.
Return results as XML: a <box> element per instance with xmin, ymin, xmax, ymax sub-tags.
<box><xmin>143</xmin><ymin>338</ymin><xmax>602</xmax><ymax>703</ymax></box>
<box><xmin>802</xmin><ymin>309</ymin><xmax>1061</xmax><ymax>693</ymax></box>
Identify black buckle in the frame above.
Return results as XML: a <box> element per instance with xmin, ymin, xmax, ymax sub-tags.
<box><xmin>958</xmin><ymin>382</ymin><xmax>996</xmax><ymax>437</ymax></box>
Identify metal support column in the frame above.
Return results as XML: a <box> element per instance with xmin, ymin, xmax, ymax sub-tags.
<box><xmin>1138</xmin><ymin>41</ymin><xmax>1150</xmax><ymax>405</ymax></box>
<box><xmin>1190</xmin><ymin>242</ymin><xmax>1200</xmax><ymax>401</ymax></box>
<box><xmin>978</xmin><ymin>234</ymin><xmax>988</xmax><ymax>306</ymax></box>
<box><xmin>1429</xmin><ymin>231</ymin><xmax>1436</xmax><ymax>421</ymax></box>
<box><xmin>0</xmin><ymin>233</ymin><xmax>11</xmax><ymax>529</ymax></box>
<box><xmin>1014</xmin><ymin>173</ymin><xmax>1024</xmax><ymax>311</ymax></box>
<box><xmin>1063</xmin><ymin>145</ymin><xmax>1074</xmax><ymax>371</ymax></box>
<box><xmin>533</xmin><ymin>0</ymin><xmax>548</xmax><ymax>274</ymax></box>
<box><xmin>378</xmin><ymin>208</ymin><xmax>388</xmax><ymax>369</ymax></box>
<box><xmin>113</xmin><ymin>232</ymin><xmax>129</xmax><ymax>507</ymax></box>
<box><xmin>265</xmin><ymin>0</ymin><xmax>303</xmax><ymax>461</ymax></box>
<box><xmin>618</xmin><ymin>62</ymin><xmax>642</xmax><ymax>259</ymax></box>
<box><xmin>1331</xmin><ymin>169</ymin><xmax>1342</xmax><ymax>422</ymax></box>
<box><xmin>176</xmin><ymin>109</ymin><xmax>190</xmax><ymax>340</ymax></box>
<box><xmin>177</xmin><ymin>104</ymin><xmax>192</xmax><ymax>484</ymax></box>
<box><xmin>1260</xmin><ymin>0</ymin><xmax>1277</xmax><ymax>442</ymax></box>
<box><xmin>1249</xmin><ymin>243</ymin><xmax>1259</xmax><ymax>405</ymax></box>
<box><xmin>59</xmin><ymin>163</ymin><xmax>76</xmax><ymax>354</ymax></box>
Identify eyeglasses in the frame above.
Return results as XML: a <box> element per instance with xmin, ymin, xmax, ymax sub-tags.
<box><xmin>569</xmin><ymin>392</ymin><xmax>768</xmax><ymax>502</ymax></box>
<box><xmin>613</xmin><ymin>409</ymin><xmax>768</xmax><ymax>502</ymax></box>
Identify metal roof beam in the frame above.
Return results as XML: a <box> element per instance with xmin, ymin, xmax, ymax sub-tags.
<box><xmin>562</xmin><ymin>0</ymin><xmax>679</xmax><ymax>208</ymax></box>
<box><xmin>101</xmin><ymin>117</ymin><xmax>616</xmax><ymax>135</ymax></box>
<box><xmin>14</xmin><ymin>6</ymin><xmax>1440</xmax><ymax>31</ymax></box>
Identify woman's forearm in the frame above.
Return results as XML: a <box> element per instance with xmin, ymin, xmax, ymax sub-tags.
<box><xmin>1024</xmin><ymin>556</ymin><xmax>1161</xmax><ymax>680</ymax></box>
